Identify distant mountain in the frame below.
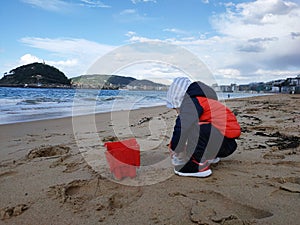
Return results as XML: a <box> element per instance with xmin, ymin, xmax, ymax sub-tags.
<box><xmin>129</xmin><ymin>79</ymin><xmax>163</xmax><ymax>87</ymax></box>
<box><xmin>71</xmin><ymin>74</ymin><xmax>135</xmax><ymax>88</ymax></box>
<box><xmin>71</xmin><ymin>74</ymin><xmax>167</xmax><ymax>90</ymax></box>
<box><xmin>0</xmin><ymin>63</ymin><xmax>167</xmax><ymax>90</ymax></box>
<box><xmin>0</xmin><ymin>62</ymin><xmax>70</xmax><ymax>87</ymax></box>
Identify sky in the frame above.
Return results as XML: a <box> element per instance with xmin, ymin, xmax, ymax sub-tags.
<box><xmin>1</xmin><ymin>0</ymin><xmax>300</xmax><ymax>85</ymax></box>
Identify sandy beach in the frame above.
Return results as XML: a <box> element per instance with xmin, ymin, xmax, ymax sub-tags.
<box><xmin>0</xmin><ymin>94</ymin><xmax>299</xmax><ymax>224</ymax></box>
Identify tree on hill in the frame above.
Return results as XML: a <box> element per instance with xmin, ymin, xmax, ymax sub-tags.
<box><xmin>106</xmin><ymin>75</ymin><xmax>136</xmax><ymax>86</ymax></box>
<box><xmin>128</xmin><ymin>79</ymin><xmax>165</xmax><ymax>87</ymax></box>
<box><xmin>0</xmin><ymin>62</ymin><xmax>70</xmax><ymax>86</ymax></box>
<box><xmin>71</xmin><ymin>75</ymin><xmax>137</xmax><ymax>89</ymax></box>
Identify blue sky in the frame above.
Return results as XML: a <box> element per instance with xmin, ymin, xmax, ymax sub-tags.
<box><xmin>1</xmin><ymin>0</ymin><xmax>300</xmax><ymax>85</ymax></box>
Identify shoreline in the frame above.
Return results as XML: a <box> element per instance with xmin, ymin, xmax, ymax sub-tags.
<box><xmin>0</xmin><ymin>92</ymin><xmax>275</xmax><ymax>126</ymax></box>
<box><xmin>0</xmin><ymin>104</ymin><xmax>167</xmax><ymax>126</ymax></box>
<box><xmin>1</xmin><ymin>94</ymin><xmax>299</xmax><ymax>224</ymax></box>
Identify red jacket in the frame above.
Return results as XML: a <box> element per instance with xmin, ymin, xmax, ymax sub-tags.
<box><xmin>197</xmin><ymin>97</ymin><xmax>241</xmax><ymax>138</ymax></box>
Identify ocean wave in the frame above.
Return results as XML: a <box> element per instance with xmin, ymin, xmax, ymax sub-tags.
<box><xmin>0</xmin><ymin>88</ymin><xmax>166</xmax><ymax>124</ymax></box>
<box><xmin>79</xmin><ymin>97</ymin><xmax>96</xmax><ymax>102</ymax></box>
<box><xmin>17</xmin><ymin>99</ymin><xmax>40</xmax><ymax>105</ymax></box>
<box><xmin>16</xmin><ymin>97</ymin><xmax>72</xmax><ymax>105</ymax></box>
<box><xmin>101</xmin><ymin>96</ymin><xmax>125</xmax><ymax>101</ymax></box>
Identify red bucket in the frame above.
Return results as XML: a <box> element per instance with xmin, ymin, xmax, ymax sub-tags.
<box><xmin>104</xmin><ymin>138</ymin><xmax>140</xmax><ymax>179</ymax></box>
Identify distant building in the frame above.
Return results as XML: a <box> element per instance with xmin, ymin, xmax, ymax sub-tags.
<box><xmin>211</xmin><ymin>83</ymin><xmax>220</xmax><ymax>92</ymax></box>
<box><xmin>238</xmin><ymin>84</ymin><xmax>250</xmax><ymax>92</ymax></box>
<box><xmin>231</xmin><ymin>83</ymin><xmax>238</xmax><ymax>92</ymax></box>
<box><xmin>286</xmin><ymin>76</ymin><xmax>300</xmax><ymax>86</ymax></box>
<box><xmin>219</xmin><ymin>85</ymin><xmax>233</xmax><ymax>92</ymax></box>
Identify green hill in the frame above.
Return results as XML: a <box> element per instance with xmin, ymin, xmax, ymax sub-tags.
<box><xmin>0</xmin><ymin>62</ymin><xmax>70</xmax><ymax>87</ymax></box>
<box><xmin>0</xmin><ymin>63</ymin><xmax>167</xmax><ymax>90</ymax></box>
<box><xmin>71</xmin><ymin>74</ymin><xmax>136</xmax><ymax>89</ymax></box>
<box><xmin>71</xmin><ymin>75</ymin><xmax>167</xmax><ymax>90</ymax></box>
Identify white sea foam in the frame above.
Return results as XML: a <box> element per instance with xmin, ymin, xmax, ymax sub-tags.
<box><xmin>0</xmin><ymin>87</ymin><xmax>270</xmax><ymax>125</ymax></box>
<box><xmin>0</xmin><ymin>87</ymin><xmax>166</xmax><ymax>124</ymax></box>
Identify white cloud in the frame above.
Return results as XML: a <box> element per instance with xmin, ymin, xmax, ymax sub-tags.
<box><xmin>79</xmin><ymin>0</ymin><xmax>111</xmax><ymax>8</ymax></box>
<box><xmin>21</xmin><ymin>0</ymin><xmax>70</xmax><ymax>12</ymax></box>
<box><xmin>18</xmin><ymin>0</ymin><xmax>300</xmax><ymax>84</ymax></box>
<box><xmin>116</xmin><ymin>9</ymin><xmax>151</xmax><ymax>22</ymax></box>
<box><xmin>50</xmin><ymin>59</ymin><xmax>78</xmax><ymax>67</ymax></box>
<box><xmin>212</xmin><ymin>2</ymin><xmax>300</xmax><ymax>39</ymax></box>
<box><xmin>19</xmin><ymin>37</ymin><xmax>115</xmax><ymax>77</ymax></box>
<box><xmin>18</xmin><ymin>53</ymin><xmax>79</xmax><ymax>75</ymax></box>
<box><xmin>20</xmin><ymin>37</ymin><xmax>114</xmax><ymax>56</ymax></box>
<box><xmin>120</xmin><ymin>9</ymin><xmax>137</xmax><ymax>15</ymax></box>
<box><xmin>21</xmin><ymin>0</ymin><xmax>110</xmax><ymax>12</ymax></box>
<box><xmin>128</xmin><ymin>35</ymin><xmax>162</xmax><ymax>43</ymax></box>
<box><xmin>210</xmin><ymin>0</ymin><xmax>300</xmax><ymax>79</ymax></box>
<box><xmin>234</xmin><ymin>0</ymin><xmax>297</xmax><ymax>24</ymax></box>
<box><xmin>116</xmin><ymin>62</ymin><xmax>185</xmax><ymax>85</ymax></box>
<box><xmin>19</xmin><ymin>54</ymin><xmax>43</xmax><ymax>65</ymax></box>
<box><xmin>254</xmin><ymin>68</ymin><xmax>300</xmax><ymax>79</ymax></box>
<box><xmin>129</xmin><ymin>0</ymin><xmax>300</xmax><ymax>84</ymax></box>
<box><xmin>127</xmin><ymin>22</ymin><xmax>300</xmax><ymax>83</ymax></box>
<box><xmin>217</xmin><ymin>68</ymin><xmax>241</xmax><ymax>79</ymax></box>
<box><xmin>131</xmin><ymin>0</ymin><xmax>157</xmax><ymax>4</ymax></box>
<box><xmin>125</xmin><ymin>31</ymin><xmax>137</xmax><ymax>37</ymax></box>
<box><xmin>214</xmin><ymin>68</ymin><xmax>250</xmax><ymax>84</ymax></box>
<box><xmin>127</xmin><ymin>34</ymin><xmax>239</xmax><ymax>70</ymax></box>
<box><xmin>163</xmin><ymin>28</ymin><xmax>188</xmax><ymax>35</ymax></box>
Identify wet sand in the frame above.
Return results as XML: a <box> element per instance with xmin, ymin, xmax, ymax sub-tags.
<box><xmin>0</xmin><ymin>94</ymin><xmax>299</xmax><ymax>224</ymax></box>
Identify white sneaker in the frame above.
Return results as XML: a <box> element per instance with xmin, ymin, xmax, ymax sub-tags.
<box><xmin>174</xmin><ymin>163</ymin><xmax>212</xmax><ymax>178</ymax></box>
<box><xmin>208</xmin><ymin>157</ymin><xmax>220</xmax><ymax>164</ymax></box>
<box><xmin>171</xmin><ymin>152</ymin><xmax>187</xmax><ymax>166</ymax></box>
<box><xmin>171</xmin><ymin>156</ymin><xmax>186</xmax><ymax>166</ymax></box>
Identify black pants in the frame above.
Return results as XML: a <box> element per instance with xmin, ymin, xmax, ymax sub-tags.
<box><xmin>180</xmin><ymin>124</ymin><xmax>237</xmax><ymax>172</ymax></box>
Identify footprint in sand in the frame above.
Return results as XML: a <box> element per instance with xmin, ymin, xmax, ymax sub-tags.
<box><xmin>0</xmin><ymin>204</ymin><xmax>29</xmax><ymax>220</ymax></box>
<box><xmin>263</xmin><ymin>152</ymin><xmax>285</xmax><ymax>160</ymax></box>
<box><xmin>27</xmin><ymin>145</ymin><xmax>70</xmax><ymax>159</ymax></box>
<box><xmin>0</xmin><ymin>170</ymin><xmax>18</xmax><ymax>179</ymax></box>
<box><xmin>271</xmin><ymin>177</ymin><xmax>300</xmax><ymax>193</ymax></box>
<box><xmin>48</xmin><ymin>177</ymin><xmax>143</xmax><ymax>220</ymax></box>
<box><xmin>169</xmin><ymin>190</ymin><xmax>273</xmax><ymax>224</ymax></box>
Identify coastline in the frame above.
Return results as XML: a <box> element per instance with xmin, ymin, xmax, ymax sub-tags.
<box><xmin>1</xmin><ymin>94</ymin><xmax>299</xmax><ymax>224</ymax></box>
<box><xmin>0</xmin><ymin>86</ymin><xmax>272</xmax><ymax>125</ymax></box>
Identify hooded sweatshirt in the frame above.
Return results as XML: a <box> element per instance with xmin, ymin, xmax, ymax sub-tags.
<box><xmin>166</xmin><ymin>77</ymin><xmax>192</xmax><ymax>108</ymax></box>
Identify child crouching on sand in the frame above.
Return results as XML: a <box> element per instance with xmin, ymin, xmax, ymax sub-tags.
<box><xmin>166</xmin><ymin>77</ymin><xmax>241</xmax><ymax>177</ymax></box>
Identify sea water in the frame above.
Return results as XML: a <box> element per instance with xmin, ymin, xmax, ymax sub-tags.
<box><xmin>0</xmin><ymin>87</ymin><xmax>166</xmax><ymax>125</ymax></box>
<box><xmin>0</xmin><ymin>87</ymin><xmax>268</xmax><ymax>125</ymax></box>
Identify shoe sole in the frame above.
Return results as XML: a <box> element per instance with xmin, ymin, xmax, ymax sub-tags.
<box><xmin>174</xmin><ymin>168</ymin><xmax>212</xmax><ymax>178</ymax></box>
